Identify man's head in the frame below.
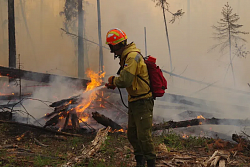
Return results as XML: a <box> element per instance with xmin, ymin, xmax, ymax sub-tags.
<box><xmin>106</xmin><ymin>28</ymin><xmax>127</xmax><ymax>58</ymax></box>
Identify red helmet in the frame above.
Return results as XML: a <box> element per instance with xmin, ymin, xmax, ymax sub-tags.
<box><xmin>106</xmin><ymin>28</ymin><xmax>127</xmax><ymax>46</ymax></box>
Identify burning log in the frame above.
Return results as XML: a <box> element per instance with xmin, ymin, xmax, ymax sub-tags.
<box><xmin>92</xmin><ymin>111</ymin><xmax>123</xmax><ymax>131</ymax></box>
<box><xmin>71</xmin><ymin>109</ymin><xmax>80</xmax><ymax>131</ymax></box>
<box><xmin>49</xmin><ymin>95</ymin><xmax>81</xmax><ymax>107</ymax></box>
<box><xmin>43</xmin><ymin>113</ymin><xmax>64</xmax><ymax>128</ymax></box>
<box><xmin>152</xmin><ymin>117</ymin><xmax>250</xmax><ymax>131</ymax></box>
<box><xmin>63</xmin><ymin>113</ymin><xmax>70</xmax><ymax>130</ymax></box>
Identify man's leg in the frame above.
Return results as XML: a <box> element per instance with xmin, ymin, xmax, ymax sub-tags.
<box><xmin>131</xmin><ymin>98</ymin><xmax>156</xmax><ymax>164</ymax></box>
<box><xmin>127</xmin><ymin>105</ymin><xmax>144</xmax><ymax>166</ymax></box>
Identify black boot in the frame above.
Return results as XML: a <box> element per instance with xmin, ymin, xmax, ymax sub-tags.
<box><xmin>135</xmin><ymin>155</ymin><xmax>145</xmax><ymax>167</ymax></box>
<box><xmin>147</xmin><ymin>159</ymin><xmax>155</xmax><ymax>167</ymax></box>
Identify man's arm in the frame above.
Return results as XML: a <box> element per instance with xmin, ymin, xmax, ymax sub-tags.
<box><xmin>113</xmin><ymin>56</ymin><xmax>138</xmax><ymax>88</ymax></box>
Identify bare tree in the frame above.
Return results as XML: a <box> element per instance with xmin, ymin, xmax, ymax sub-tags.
<box><xmin>211</xmin><ymin>2</ymin><xmax>249</xmax><ymax>87</ymax></box>
<box><xmin>152</xmin><ymin>0</ymin><xmax>184</xmax><ymax>73</ymax></box>
<box><xmin>153</xmin><ymin>0</ymin><xmax>184</xmax><ymax>24</ymax></box>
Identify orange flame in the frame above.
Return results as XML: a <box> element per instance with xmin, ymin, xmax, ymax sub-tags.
<box><xmin>76</xmin><ymin>69</ymin><xmax>105</xmax><ymax>120</ymax></box>
<box><xmin>109</xmin><ymin>129</ymin><xmax>126</xmax><ymax>133</ymax></box>
<box><xmin>197</xmin><ymin>115</ymin><xmax>205</xmax><ymax>119</ymax></box>
<box><xmin>182</xmin><ymin>134</ymin><xmax>189</xmax><ymax>139</ymax></box>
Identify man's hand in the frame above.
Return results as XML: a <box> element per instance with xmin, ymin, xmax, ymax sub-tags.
<box><xmin>108</xmin><ymin>76</ymin><xmax>115</xmax><ymax>84</ymax></box>
<box><xmin>106</xmin><ymin>76</ymin><xmax>116</xmax><ymax>89</ymax></box>
<box><xmin>105</xmin><ymin>83</ymin><xmax>116</xmax><ymax>90</ymax></box>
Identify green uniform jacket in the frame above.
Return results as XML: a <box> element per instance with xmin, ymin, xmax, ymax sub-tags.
<box><xmin>113</xmin><ymin>43</ymin><xmax>152</xmax><ymax>102</ymax></box>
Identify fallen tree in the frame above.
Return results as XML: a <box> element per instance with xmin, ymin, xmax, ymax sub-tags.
<box><xmin>0</xmin><ymin>65</ymin><xmax>89</xmax><ymax>86</ymax></box>
<box><xmin>152</xmin><ymin>117</ymin><xmax>250</xmax><ymax>131</ymax></box>
<box><xmin>92</xmin><ymin>111</ymin><xmax>123</xmax><ymax>130</ymax></box>
<box><xmin>0</xmin><ymin>120</ymin><xmax>83</xmax><ymax>137</ymax></box>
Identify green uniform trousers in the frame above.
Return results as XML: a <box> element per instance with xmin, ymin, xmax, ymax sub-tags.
<box><xmin>127</xmin><ymin>97</ymin><xmax>156</xmax><ymax>160</ymax></box>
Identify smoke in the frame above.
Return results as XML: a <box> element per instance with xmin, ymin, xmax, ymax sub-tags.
<box><xmin>0</xmin><ymin>0</ymin><xmax>250</xmax><ymax>137</ymax></box>
<box><xmin>15</xmin><ymin>76</ymin><xmax>83</xmax><ymax>123</ymax></box>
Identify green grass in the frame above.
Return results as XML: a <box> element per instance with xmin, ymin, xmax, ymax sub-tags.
<box><xmin>164</xmin><ymin>132</ymin><xmax>184</xmax><ymax>150</ymax></box>
<box><xmin>162</xmin><ymin>131</ymin><xmax>213</xmax><ymax>151</ymax></box>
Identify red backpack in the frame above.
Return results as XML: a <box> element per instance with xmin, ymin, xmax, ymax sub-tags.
<box><xmin>120</xmin><ymin>52</ymin><xmax>167</xmax><ymax>99</ymax></box>
<box><xmin>138</xmin><ymin>55</ymin><xmax>167</xmax><ymax>98</ymax></box>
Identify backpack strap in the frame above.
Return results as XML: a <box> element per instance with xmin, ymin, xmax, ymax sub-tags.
<box><xmin>129</xmin><ymin>52</ymin><xmax>152</xmax><ymax>98</ymax></box>
<box><xmin>116</xmin><ymin>51</ymin><xmax>152</xmax><ymax>99</ymax></box>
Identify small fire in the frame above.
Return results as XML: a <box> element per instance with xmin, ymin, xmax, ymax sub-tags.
<box><xmin>76</xmin><ymin>69</ymin><xmax>105</xmax><ymax>120</ymax></box>
<box><xmin>59</xmin><ymin>115</ymin><xmax>64</xmax><ymax>120</ymax></box>
<box><xmin>199</xmin><ymin>122</ymin><xmax>203</xmax><ymax>125</ymax></box>
<box><xmin>109</xmin><ymin>129</ymin><xmax>126</xmax><ymax>133</ymax></box>
<box><xmin>182</xmin><ymin>134</ymin><xmax>189</xmax><ymax>139</ymax></box>
<box><xmin>197</xmin><ymin>115</ymin><xmax>205</xmax><ymax>119</ymax></box>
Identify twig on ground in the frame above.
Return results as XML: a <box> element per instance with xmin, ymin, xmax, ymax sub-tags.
<box><xmin>34</xmin><ymin>138</ymin><xmax>49</xmax><ymax>147</ymax></box>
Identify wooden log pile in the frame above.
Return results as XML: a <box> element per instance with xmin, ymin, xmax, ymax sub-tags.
<box><xmin>42</xmin><ymin>95</ymin><xmax>84</xmax><ymax>131</ymax></box>
<box><xmin>42</xmin><ymin>94</ymin><xmax>125</xmax><ymax>133</ymax></box>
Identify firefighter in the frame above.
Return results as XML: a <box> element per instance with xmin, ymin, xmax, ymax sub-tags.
<box><xmin>105</xmin><ymin>28</ymin><xmax>156</xmax><ymax>167</ymax></box>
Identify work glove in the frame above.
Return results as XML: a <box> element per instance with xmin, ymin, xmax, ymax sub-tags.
<box><xmin>105</xmin><ymin>83</ymin><xmax>116</xmax><ymax>90</ymax></box>
<box><xmin>108</xmin><ymin>76</ymin><xmax>115</xmax><ymax>84</ymax></box>
<box><xmin>106</xmin><ymin>76</ymin><xmax>116</xmax><ymax>89</ymax></box>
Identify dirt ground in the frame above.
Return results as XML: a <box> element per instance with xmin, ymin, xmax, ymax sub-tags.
<box><xmin>0</xmin><ymin>122</ymin><xmax>250</xmax><ymax>167</ymax></box>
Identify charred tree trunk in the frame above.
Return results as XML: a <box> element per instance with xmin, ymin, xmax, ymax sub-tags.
<box><xmin>71</xmin><ymin>109</ymin><xmax>80</xmax><ymax>131</ymax></box>
<box><xmin>8</xmin><ymin>0</ymin><xmax>16</xmax><ymax>77</ymax></box>
<box><xmin>78</xmin><ymin>0</ymin><xmax>84</xmax><ymax>78</ymax></box>
<box><xmin>97</xmin><ymin>0</ymin><xmax>103</xmax><ymax>72</ymax></box>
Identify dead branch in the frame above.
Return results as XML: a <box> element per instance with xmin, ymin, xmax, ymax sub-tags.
<box><xmin>0</xmin><ymin>120</ymin><xmax>83</xmax><ymax>137</ymax></box>
<box><xmin>62</xmin><ymin>126</ymin><xmax>111</xmax><ymax>167</ymax></box>
<box><xmin>39</xmin><ymin>135</ymin><xmax>67</xmax><ymax>141</ymax></box>
<box><xmin>0</xmin><ymin>145</ymin><xmax>18</xmax><ymax>149</ymax></box>
<box><xmin>12</xmin><ymin>152</ymin><xmax>64</xmax><ymax>159</ymax></box>
<box><xmin>241</xmin><ymin>131</ymin><xmax>250</xmax><ymax>138</ymax></box>
<box><xmin>34</xmin><ymin>138</ymin><xmax>49</xmax><ymax>147</ymax></box>
<box><xmin>92</xmin><ymin>111</ymin><xmax>123</xmax><ymax>130</ymax></box>
<box><xmin>232</xmin><ymin>134</ymin><xmax>250</xmax><ymax>150</ymax></box>
<box><xmin>60</xmin><ymin>28</ymin><xmax>109</xmax><ymax>49</ymax></box>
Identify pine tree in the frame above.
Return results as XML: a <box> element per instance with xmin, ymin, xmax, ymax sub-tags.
<box><xmin>212</xmin><ymin>2</ymin><xmax>248</xmax><ymax>86</ymax></box>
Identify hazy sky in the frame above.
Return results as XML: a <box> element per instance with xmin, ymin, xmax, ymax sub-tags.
<box><xmin>0</xmin><ymin>0</ymin><xmax>250</xmax><ymax>100</ymax></box>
